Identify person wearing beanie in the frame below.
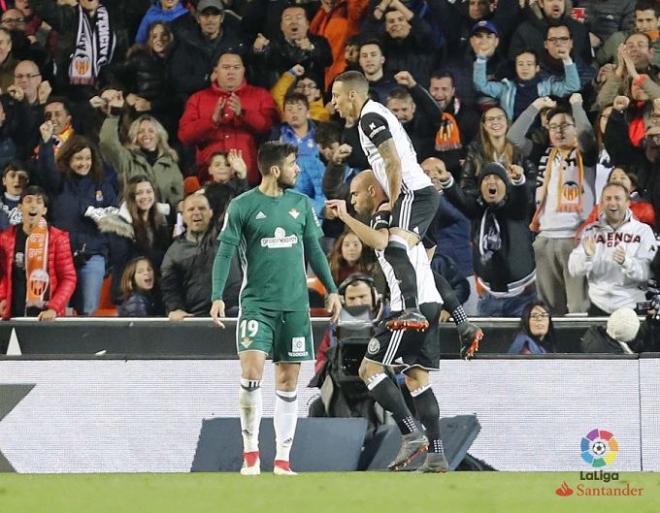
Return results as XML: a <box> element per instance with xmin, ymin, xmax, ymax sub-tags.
<box><xmin>436</xmin><ymin>161</ymin><xmax>537</xmax><ymax>316</ymax></box>
<box><xmin>581</xmin><ymin>307</ymin><xmax>642</xmax><ymax>353</ymax></box>
<box><xmin>569</xmin><ymin>182</ymin><xmax>656</xmax><ymax>315</ymax></box>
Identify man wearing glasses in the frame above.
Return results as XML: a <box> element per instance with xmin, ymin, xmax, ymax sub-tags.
<box><xmin>508</xmin><ymin>93</ymin><xmax>597</xmax><ymax>316</ymax></box>
<box><xmin>541</xmin><ymin>23</ymin><xmax>597</xmax><ymax>89</ymax></box>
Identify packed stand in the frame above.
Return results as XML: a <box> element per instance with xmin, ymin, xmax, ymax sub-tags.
<box><xmin>0</xmin><ymin>0</ymin><xmax>656</xmax><ymax>345</ymax></box>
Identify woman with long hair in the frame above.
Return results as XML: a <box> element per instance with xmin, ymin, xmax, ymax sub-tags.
<box><xmin>100</xmin><ymin>99</ymin><xmax>183</xmax><ymax>208</ymax></box>
<box><xmin>36</xmin><ymin>128</ymin><xmax>118</xmax><ymax>315</ymax></box>
<box><xmin>87</xmin><ymin>175</ymin><xmax>172</xmax><ymax>303</ymax></box>
<box><xmin>328</xmin><ymin>230</ymin><xmax>376</xmax><ymax>286</ymax></box>
<box><xmin>460</xmin><ymin>106</ymin><xmax>535</xmax><ymax>195</ymax></box>
<box><xmin>508</xmin><ymin>300</ymin><xmax>556</xmax><ymax>354</ymax></box>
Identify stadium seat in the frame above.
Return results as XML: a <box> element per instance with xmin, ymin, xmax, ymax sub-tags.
<box><xmin>94</xmin><ymin>276</ymin><xmax>117</xmax><ymax>317</ymax></box>
<box><xmin>307</xmin><ymin>276</ymin><xmax>327</xmax><ymax>317</ymax></box>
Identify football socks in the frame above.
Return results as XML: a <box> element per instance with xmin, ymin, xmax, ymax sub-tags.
<box><xmin>274</xmin><ymin>389</ymin><xmax>298</xmax><ymax>462</ymax></box>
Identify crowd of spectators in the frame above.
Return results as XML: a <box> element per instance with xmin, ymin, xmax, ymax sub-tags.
<box><xmin>0</xmin><ymin>0</ymin><xmax>656</xmax><ymax>345</ymax></box>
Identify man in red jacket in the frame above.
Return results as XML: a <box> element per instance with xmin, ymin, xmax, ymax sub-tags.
<box><xmin>178</xmin><ymin>52</ymin><xmax>279</xmax><ymax>185</ymax></box>
<box><xmin>0</xmin><ymin>186</ymin><xmax>77</xmax><ymax>320</ymax></box>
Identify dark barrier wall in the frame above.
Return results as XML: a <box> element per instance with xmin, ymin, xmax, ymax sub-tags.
<box><xmin>0</xmin><ymin>317</ymin><xmax>612</xmax><ymax>356</ymax></box>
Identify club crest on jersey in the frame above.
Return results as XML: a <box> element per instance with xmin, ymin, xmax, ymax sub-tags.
<box><xmin>261</xmin><ymin>227</ymin><xmax>298</xmax><ymax>248</ymax></box>
<box><xmin>288</xmin><ymin>208</ymin><xmax>300</xmax><ymax>219</ymax></box>
<box><xmin>367</xmin><ymin>338</ymin><xmax>380</xmax><ymax>354</ymax></box>
<box><xmin>240</xmin><ymin>337</ymin><xmax>253</xmax><ymax>348</ymax></box>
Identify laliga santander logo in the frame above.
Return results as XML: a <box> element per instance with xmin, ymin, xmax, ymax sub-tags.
<box><xmin>555</xmin><ymin>482</ymin><xmax>574</xmax><ymax>497</ymax></box>
<box><xmin>581</xmin><ymin>429</ymin><xmax>618</xmax><ymax>468</ymax></box>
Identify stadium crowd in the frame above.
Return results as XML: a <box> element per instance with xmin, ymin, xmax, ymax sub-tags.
<box><xmin>0</xmin><ymin>0</ymin><xmax>657</xmax><ymax>346</ymax></box>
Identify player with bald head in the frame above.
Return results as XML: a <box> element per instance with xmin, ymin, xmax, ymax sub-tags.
<box><xmin>326</xmin><ymin>170</ymin><xmax>482</xmax><ymax>472</ymax></box>
<box><xmin>332</xmin><ymin>71</ymin><xmax>440</xmax><ymax>332</ymax></box>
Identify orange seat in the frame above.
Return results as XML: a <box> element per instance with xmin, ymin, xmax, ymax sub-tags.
<box><xmin>94</xmin><ymin>276</ymin><xmax>117</xmax><ymax>317</ymax></box>
<box><xmin>307</xmin><ymin>276</ymin><xmax>327</xmax><ymax>316</ymax></box>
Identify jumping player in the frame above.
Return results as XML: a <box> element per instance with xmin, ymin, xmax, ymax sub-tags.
<box><xmin>210</xmin><ymin>142</ymin><xmax>342</xmax><ymax>476</ymax></box>
<box><xmin>326</xmin><ymin>170</ymin><xmax>482</xmax><ymax>472</ymax></box>
<box><xmin>331</xmin><ymin>70</ymin><xmax>439</xmax><ymax>331</ymax></box>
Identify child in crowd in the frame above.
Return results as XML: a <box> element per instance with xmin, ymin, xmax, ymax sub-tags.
<box><xmin>474</xmin><ymin>48</ymin><xmax>580</xmax><ymax>120</ymax></box>
<box><xmin>0</xmin><ymin>161</ymin><xmax>29</xmax><ymax>229</ymax></box>
<box><xmin>206</xmin><ymin>149</ymin><xmax>249</xmax><ymax>195</ymax></box>
<box><xmin>117</xmin><ymin>257</ymin><xmax>164</xmax><ymax>317</ymax></box>
<box><xmin>271</xmin><ymin>92</ymin><xmax>326</xmax><ymax>217</ymax></box>
<box><xmin>271</xmin><ymin>65</ymin><xmax>330</xmax><ymax>122</ymax></box>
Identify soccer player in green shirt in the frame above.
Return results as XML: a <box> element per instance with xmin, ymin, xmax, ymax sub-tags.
<box><xmin>210</xmin><ymin>142</ymin><xmax>342</xmax><ymax>476</ymax></box>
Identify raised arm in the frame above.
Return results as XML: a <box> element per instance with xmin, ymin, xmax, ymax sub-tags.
<box><xmin>507</xmin><ymin>97</ymin><xmax>555</xmax><ymax>157</ymax></box>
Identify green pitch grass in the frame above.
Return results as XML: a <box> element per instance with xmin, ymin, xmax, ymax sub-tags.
<box><xmin>0</xmin><ymin>472</ymin><xmax>658</xmax><ymax>513</ymax></box>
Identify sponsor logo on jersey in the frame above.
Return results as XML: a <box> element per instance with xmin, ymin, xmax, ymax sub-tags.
<box><xmin>261</xmin><ymin>227</ymin><xmax>298</xmax><ymax>248</ymax></box>
<box><xmin>288</xmin><ymin>337</ymin><xmax>308</xmax><ymax>357</ymax></box>
<box><xmin>367</xmin><ymin>338</ymin><xmax>380</xmax><ymax>354</ymax></box>
<box><xmin>288</xmin><ymin>208</ymin><xmax>300</xmax><ymax>219</ymax></box>
<box><xmin>256</xmin><ymin>211</ymin><xmax>266</xmax><ymax>220</ymax></box>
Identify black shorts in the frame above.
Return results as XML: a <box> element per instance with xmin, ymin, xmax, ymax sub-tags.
<box><xmin>391</xmin><ymin>185</ymin><xmax>439</xmax><ymax>238</ymax></box>
<box><xmin>364</xmin><ymin>303</ymin><xmax>441</xmax><ymax>371</ymax></box>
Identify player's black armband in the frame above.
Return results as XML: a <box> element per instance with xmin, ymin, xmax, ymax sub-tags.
<box><xmin>360</xmin><ymin>112</ymin><xmax>392</xmax><ymax>146</ymax></box>
<box><xmin>371</xmin><ymin>210</ymin><xmax>391</xmax><ymax>231</ymax></box>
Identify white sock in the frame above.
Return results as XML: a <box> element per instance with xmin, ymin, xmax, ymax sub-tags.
<box><xmin>239</xmin><ymin>378</ymin><xmax>262</xmax><ymax>453</ymax></box>
<box><xmin>274</xmin><ymin>389</ymin><xmax>298</xmax><ymax>462</ymax></box>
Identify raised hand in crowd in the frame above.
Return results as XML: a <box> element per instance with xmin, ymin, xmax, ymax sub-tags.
<box><xmin>212</xmin><ymin>97</ymin><xmax>226</xmax><ymax>124</ymax></box>
<box><xmin>433</xmin><ymin>159</ymin><xmax>452</xmax><ymax>183</ymax></box>
<box><xmin>613</xmin><ymin>95</ymin><xmax>631</xmax><ymax>112</ymax></box>
<box><xmin>227</xmin><ymin>93</ymin><xmax>242</xmax><ymax>116</ymax></box>
<box><xmin>6</xmin><ymin>84</ymin><xmax>24</xmax><ymax>102</ymax></box>
<box><xmin>320</xmin><ymin>0</ymin><xmax>334</xmax><ymax>13</ymax></box>
<box><xmin>597</xmin><ymin>63</ymin><xmax>616</xmax><ymax>84</ymax></box>
<box><xmin>100</xmin><ymin>89</ymin><xmax>124</xmax><ymax>110</ymax></box>
<box><xmin>532</xmin><ymin>96</ymin><xmax>557</xmax><ymax>110</ymax></box>
<box><xmin>39</xmin><ymin>119</ymin><xmax>54</xmax><ymax>142</ymax></box>
<box><xmin>37</xmin><ymin>81</ymin><xmax>51</xmax><ymax>105</ymax></box>
<box><xmin>291</xmin><ymin>64</ymin><xmax>305</xmax><ymax>77</ymax></box>
<box><xmin>126</xmin><ymin>94</ymin><xmax>151</xmax><ymax>113</ymax></box>
<box><xmin>227</xmin><ymin>149</ymin><xmax>248</xmax><ymax>179</ymax></box>
<box><xmin>394</xmin><ymin>71</ymin><xmax>417</xmax><ymax>89</ymax></box>
<box><xmin>613</xmin><ymin>245</ymin><xmax>626</xmax><ymax>266</ymax></box>
<box><xmin>654</xmin><ymin>98</ymin><xmax>660</xmax><ymax>115</ymax></box>
<box><xmin>508</xmin><ymin>164</ymin><xmax>524</xmax><ymax>182</ymax></box>
<box><xmin>615</xmin><ymin>44</ymin><xmax>629</xmax><ymax>78</ymax></box>
<box><xmin>569</xmin><ymin>93</ymin><xmax>583</xmax><ymax>106</ymax></box>
<box><xmin>373</xmin><ymin>0</ymin><xmax>392</xmax><ymax>20</ymax></box>
<box><xmin>295</xmin><ymin>37</ymin><xmax>314</xmax><ymax>51</ymax></box>
<box><xmin>331</xmin><ymin>143</ymin><xmax>352</xmax><ymax>165</ymax></box>
<box><xmin>582</xmin><ymin>234</ymin><xmax>596</xmax><ymax>257</ymax></box>
<box><xmin>253</xmin><ymin>33</ymin><xmax>270</xmax><ymax>53</ymax></box>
